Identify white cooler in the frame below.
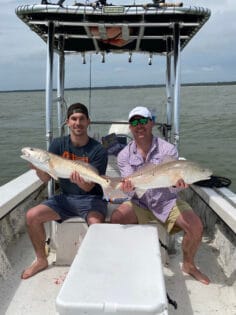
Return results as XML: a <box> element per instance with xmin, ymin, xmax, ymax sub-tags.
<box><xmin>56</xmin><ymin>224</ymin><xmax>168</xmax><ymax>315</ymax></box>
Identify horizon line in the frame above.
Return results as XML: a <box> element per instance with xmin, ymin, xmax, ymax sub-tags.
<box><xmin>1</xmin><ymin>80</ymin><xmax>236</xmax><ymax>93</ymax></box>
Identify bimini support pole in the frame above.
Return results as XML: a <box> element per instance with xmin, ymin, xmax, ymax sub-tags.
<box><xmin>166</xmin><ymin>36</ymin><xmax>172</xmax><ymax>143</ymax></box>
<box><xmin>57</xmin><ymin>36</ymin><xmax>65</xmax><ymax>137</ymax></box>
<box><xmin>45</xmin><ymin>22</ymin><xmax>56</xmax><ymax>249</ymax></box>
<box><xmin>46</xmin><ymin>21</ymin><xmax>55</xmax><ymax>197</ymax></box>
<box><xmin>168</xmin><ymin>23</ymin><xmax>181</xmax><ymax>253</ymax></box>
<box><xmin>173</xmin><ymin>23</ymin><xmax>181</xmax><ymax>147</ymax></box>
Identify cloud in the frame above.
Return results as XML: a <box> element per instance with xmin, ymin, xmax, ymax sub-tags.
<box><xmin>1</xmin><ymin>0</ymin><xmax>236</xmax><ymax>90</ymax></box>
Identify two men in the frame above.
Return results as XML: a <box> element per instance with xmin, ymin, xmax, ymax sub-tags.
<box><xmin>23</xmin><ymin>103</ymin><xmax>209</xmax><ymax>285</ymax></box>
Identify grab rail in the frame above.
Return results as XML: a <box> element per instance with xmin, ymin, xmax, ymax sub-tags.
<box><xmin>0</xmin><ymin>170</ymin><xmax>43</xmax><ymax>220</ymax></box>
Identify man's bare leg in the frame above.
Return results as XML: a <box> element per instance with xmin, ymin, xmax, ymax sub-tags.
<box><xmin>87</xmin><ymin>211</ymin><xmax>105</xmax><ymax>225</ymax></box>
<box><xmin>21</xmin><ymin>204</ymin><xmax>60</xmax><ymax>279</ymax></box>
<box><xmin>110</xmin><ymin>203</ymin><xmax>138</xmax><ymax>224</ymax></box>
<box><xmin>175</xmin><ymin>210</ymin><xmax>210</xmax><ymax>285</ymax></box>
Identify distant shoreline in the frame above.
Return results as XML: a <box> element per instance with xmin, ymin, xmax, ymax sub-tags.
<box><xmin>1</xmin><ymin>81</ymin><xmax>236</xmax><ymax>93</ymax></box>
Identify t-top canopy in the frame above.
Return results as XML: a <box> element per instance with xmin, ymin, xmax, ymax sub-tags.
<box><xmin>16</xmin><ymin>2</ymin><xmax>210</xmax><ymax>54</ymax></box>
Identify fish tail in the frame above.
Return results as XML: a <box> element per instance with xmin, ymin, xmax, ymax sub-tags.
<box><xmin>101</xmin><ymin>177</ymin><xmax>128</xmax><ymax>202</ymax></box>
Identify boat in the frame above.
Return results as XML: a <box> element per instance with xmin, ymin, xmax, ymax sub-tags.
<box><xmin>0</xmin><ymin>1</ymin><xmax>235</xmax><ymax>314</ymax></box>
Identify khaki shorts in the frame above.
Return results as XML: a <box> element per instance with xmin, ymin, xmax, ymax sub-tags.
<box><xmin>126</xmin><ymin>199</ymin><xmax>192</xmax><ymax>234</ymax></box>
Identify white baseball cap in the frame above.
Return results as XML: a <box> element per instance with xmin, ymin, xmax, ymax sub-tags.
<box><xmin>128</xmin><ymin>106</ymin><xmax>152</xmax><ymax>121</ymax></box>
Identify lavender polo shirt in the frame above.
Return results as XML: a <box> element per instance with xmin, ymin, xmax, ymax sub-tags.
<box><xmin>117</xmin><ymin>136</ymin><xmax>178</xmax><ymax>223</ymax></box>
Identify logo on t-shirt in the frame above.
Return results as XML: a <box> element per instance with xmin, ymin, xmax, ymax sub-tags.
<box><xmin>62</xmin><ymin>151</ymin><xmax>89</xmax><ymax>163</ymax></box>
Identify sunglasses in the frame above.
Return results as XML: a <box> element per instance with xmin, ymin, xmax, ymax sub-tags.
<box><xmin>129</xmin><ymin>117</ymin><xmax>149</xmax><ymax>127</ymax></box>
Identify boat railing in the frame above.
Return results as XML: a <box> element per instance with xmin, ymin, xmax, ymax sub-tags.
<box><xmin>91</xmin><ymin>120</ymin><xmax>129</xmax><ymax>126</ymax></box>
<box><xmin>90</xmin><ymin>120</ymin><xmax>163</xmax><ymax>126</ymax></box>
<box><xmin>0</xmin><ymin>170</ymin><xmax>44</xmax><ymax>221</ymax></box>
<box><xmin>89</xmin><ymin>120</ymin><xmax>169</xmax><ymax>141</ymax></box>
<box><xmin>0</xmin><ymin>171</ymin><xmax>47</xmax><ymax>280</ymax></box>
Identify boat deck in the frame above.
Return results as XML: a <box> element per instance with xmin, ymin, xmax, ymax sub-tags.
<box><xmin>1</xmin><ymin>228</ymin><xmax>235</xmax><ymax>315</ymax></box>
<box><xmin>1</xmin><ymin>3</ymin><xmax>234</xmax><ymax>314</ymax></box>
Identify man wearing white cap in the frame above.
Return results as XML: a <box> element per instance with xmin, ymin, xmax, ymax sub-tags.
<box><xmin>111</xmin><ymin>106</ymin><xmax>210</xmax><ymax>285</ymax></box>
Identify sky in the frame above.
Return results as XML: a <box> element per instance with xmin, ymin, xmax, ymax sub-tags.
<box><xmin>1</xmin><ymin>0</ymin><xmax>236</xmax><ymax>91</ymax></box>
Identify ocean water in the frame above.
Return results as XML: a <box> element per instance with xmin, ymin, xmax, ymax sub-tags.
<box><xmin>0</xmin><ymin>84</ymin><xmax>235</xmax><ymax>192</ymax></box>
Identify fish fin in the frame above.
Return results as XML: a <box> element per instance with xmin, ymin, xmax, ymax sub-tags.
<box><xmin>101</xmin><ymin>177</ymin><xmax>128</xmax><ymax>201</ymax></box>
<box><xmin>47</xmin><ymin>170</ymin><xmax>58</xmax><ymax>180</ymax></box>
<box><xmin>135</xmin><ymin>188</ymin><xmax>146</xmax><ymax>198</ymax></box>
<box><xmin>48</xmin><ymin>160</ymin><xmax>58</xmax><ymax>180</ymax></box>
<box><xmin>102</xmin><ymin>185</ymin><xmax>128</xmax><ymax>201</ymax></box>
<box><xmin>161</xmin><ymin>155</ymin><xmax>177</xmax><ymax>163</ymax></box>
<box><xmin>131</xmin><ymin>163</ymin><xmax>156</xmax><ymax>176</ymax></box>
<box><xmin>109</xmin><ymin>177</ymin><xmax>123</xmax><ymax>190</ymax></box>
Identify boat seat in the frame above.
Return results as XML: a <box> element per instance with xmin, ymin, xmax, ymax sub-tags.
<box><xmin>56</xmin><ymin>224</ymin><xmax>168</xmax><ymax>315</ymax></box>
<box><xmin>54</xmin><ymin>202</ymin><xmax>170</xmax><ymax>266</ymax></box>
<box><xmin>54</xmin><ymin>203</ymin><xmax>117</xmax><ymax>265</ymax></box>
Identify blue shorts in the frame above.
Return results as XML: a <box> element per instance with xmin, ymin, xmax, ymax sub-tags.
<box><xmin>42</xmin><ymin>193</ymin><xmax>107</xmax><ymax>223</ymax></box>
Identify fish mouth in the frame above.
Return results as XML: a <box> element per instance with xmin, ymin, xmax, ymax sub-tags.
<box><xmin>21</xmin><ymin>147</ymin><xmax>33</xmax><ymax>159</ymax></box>
<box><xmin>21</xmin><ymin>148</ymin><xmax>29</xmax><ymax>155</ymax></box>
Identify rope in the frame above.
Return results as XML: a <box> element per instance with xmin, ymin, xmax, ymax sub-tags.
<box><xmin>159</xmin><ymin>239</ymin><xmax>168</xmax><ymax>251</ymax></box>
<box><xmin>167</xmin><ymin>293</ymin><xmax>178</xmax><ymax>309</ymax></box>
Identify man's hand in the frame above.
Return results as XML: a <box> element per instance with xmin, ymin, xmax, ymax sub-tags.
<box><xmin>120</xmin><ymin>179</ymin><xmax>134</xmax><ymax>193</ymax></box>
<box><xmin>175</xmin><ymin>178</ymin><xmax>189</xmax><ymax>189</ymax></box>
<box><xmin>70</xmin><ymin>171</ymin><xmax>95</xmax><ymax>192</ymax></box>
<box><xmin>70</xmin><ymin>171</ymin><xmax>86</xmax><ymax>185</ymax></box>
